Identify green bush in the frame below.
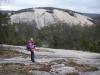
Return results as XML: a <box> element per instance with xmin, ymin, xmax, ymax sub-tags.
<box><xmin>89</xmin><ymin>45</ymin><xmax>95</xmax><ymax>52</ymax></box>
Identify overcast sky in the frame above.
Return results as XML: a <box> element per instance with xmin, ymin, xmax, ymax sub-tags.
<box><xmin>0</xmin><ymin>0</ymin><xmax>100</xmax><ymax>14</ymax></box>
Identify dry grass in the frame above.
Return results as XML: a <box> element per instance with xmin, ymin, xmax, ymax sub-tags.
<box><xmin>66</xmin><ymin>72</ymin><xmax>79</xmax><ymax>75</ymax></box>
<box><xmin>0</xmin><ymin>63</ymin><xmax>51</xmax><ymax>75</ymax></box>
<box><xmin>50</xmin><ymin>59</ymin><xmax>99</xmax><ymax>72</ymax></box>
<box><xmin>0</xmin><ymin>63</ymin><xmax>26</xmax><ymax>75</ymax></box>
<box><xmin>0</xmin><ymin>50</ymin><xmax>29</xmax><ymax>58</ymax></box>
<box><xmin>21</xmin><ymin>64</ymin><xmax>51</xmax><ymax>72</ymax></box>
<box><xmin>64</xmin><ymin>60</ymin><xmax>99</xmax><ymax>72</ymax></box>
<box><xmin>36</xmin><ymin>49</ymin><xmax>54</xmax><ymax>53</ymax></box>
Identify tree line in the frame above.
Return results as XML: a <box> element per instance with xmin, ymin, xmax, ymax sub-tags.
<box><xmin>0</xmin><ymin>12</ymin><xmax>38</xmax><ymax>45</ymax></box>
<box><xmin>37</xmin><ymin>22</ymin><xmax>100</xmax><ymax>53</ymax></box>
<box><xmin>0</xmin><ymin>13</ymin><xmax>100</xmax><ymax>53</ymax></box>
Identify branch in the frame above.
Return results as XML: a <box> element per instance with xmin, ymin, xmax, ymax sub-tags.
<box><xmin>0</xmin><ymin>0</ymin><xmax>14</xmax><ymax>5</ymax></box>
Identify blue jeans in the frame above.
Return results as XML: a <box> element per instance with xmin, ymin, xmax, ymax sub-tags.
<box><xmin>31</xmin><ymin>51</ymin><xmax>34</xmax><ymax>62</ymax></box>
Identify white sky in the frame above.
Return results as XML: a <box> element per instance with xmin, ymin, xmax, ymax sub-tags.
<box><xmin>0</xmin><ymin>0</ymin><xmax>100</xmax><ymax>14</ymax></box>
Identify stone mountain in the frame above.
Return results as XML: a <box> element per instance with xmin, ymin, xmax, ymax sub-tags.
<box><xmin>10</xmin><ymin>7</ymin><xmax>94</xmax><ymax>29</ymax></box>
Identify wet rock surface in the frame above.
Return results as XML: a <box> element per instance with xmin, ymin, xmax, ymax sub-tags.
<box><xmin>0</xmin><ymin>44</ymin><xmax>100</xmax><ymax>75</ymax></box>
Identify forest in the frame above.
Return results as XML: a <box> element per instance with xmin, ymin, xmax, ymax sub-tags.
<box><xmin>0</xmin><ymin>12</ymin><xmax>100</xmax><ymax>53</ymax></box>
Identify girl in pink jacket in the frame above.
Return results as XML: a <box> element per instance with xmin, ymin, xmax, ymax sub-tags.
<box><xmin>29</xmin><ymin>38</ymin><xmax>35</xmax><ymax>62</ymax></box>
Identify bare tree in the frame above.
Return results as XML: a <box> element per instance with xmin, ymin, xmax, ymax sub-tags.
<box><xmin>0</xmin><ymin>0</ymin><xmax>14</xmax><ymax>5</ymax></box>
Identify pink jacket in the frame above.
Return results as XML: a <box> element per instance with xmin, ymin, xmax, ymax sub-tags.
<box><xmin>29</xmin><ymin>42</ymin><xmax>34</xmax><ymax>51</ymax></box>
